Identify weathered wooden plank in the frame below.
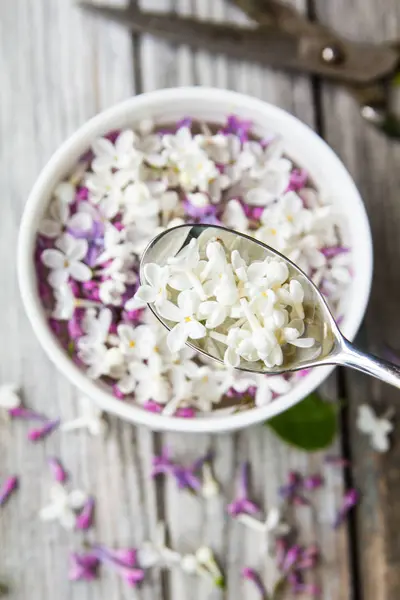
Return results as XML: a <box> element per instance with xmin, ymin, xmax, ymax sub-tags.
<box><xmin>314</xmin><ymin>0</ymin><xmax>400</xmax><ymax>598</ymax></box>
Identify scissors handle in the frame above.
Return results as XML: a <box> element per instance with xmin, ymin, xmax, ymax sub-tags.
<box><xmin>80</xmin><ymin>3</ymin><xmax>398</xmax><ymax>85</ymax></box>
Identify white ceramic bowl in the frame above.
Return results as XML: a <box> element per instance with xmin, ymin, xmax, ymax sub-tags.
<box><xmin>18</xmin><ymin>87</ymin><xmax>373</xmax><ymax>433</ymax></box>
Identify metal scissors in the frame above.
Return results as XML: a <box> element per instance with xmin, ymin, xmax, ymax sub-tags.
<box><xmin>80</xmin><ymin>0</ymin><xmax>400</xmax><ymax>139</ymax></box>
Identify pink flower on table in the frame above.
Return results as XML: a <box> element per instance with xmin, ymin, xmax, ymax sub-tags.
<box><xmin>9</xmin><ymin>407</ymin><xmax>46</xmax><ymax>421</ymax></box>
<box><xmin>28</xmin><ymin>419</ymin><xmax>60</xmax><ymax>442</ymax></box>
<box><xmin>241</xmin><ymin>567</ymin><xmax>268</xmax><ymax>599</ymax></box>
<box><xmin>76</xmin><ymin>496</ymin><xmax>95</xmax><ymax>530</ymax></box>
<box><xmin>227</xmin><ymin>462</ymin><xmax>261</xmax><ymax>517</ymax></box>
<box><xmin>48</xmin><ymin>457</ymin><xmax>68</xmax><ymax>483</ymax></box>
<box><xmin>69</xmin><ymin>552</ymin><xmax>99</xmax><ymax>581</ymax></box>
<box><xmin>92</xmin><ymin>545</ymin><xmax>145</xmax><ymax>587</ymax></box>
<box><xmin>333</xmin><ymin>488</ymin><xmax>359</xmax><ymax>528</ymax></box>
<box><xmin>303</xmin><ymin>474</ymin><xmax>324</xmax><ymax>491</ymax></box>
<box><xmin>0</xmin><ymin>476</ymin><xmax>18</xmax><ymax>506</ymax></box>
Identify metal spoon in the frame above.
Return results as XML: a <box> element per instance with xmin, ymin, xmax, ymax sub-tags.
<box><xmin>140</xmin><ymin>223</ymin><xmax>400</xmax><ymax>388</ymax></box>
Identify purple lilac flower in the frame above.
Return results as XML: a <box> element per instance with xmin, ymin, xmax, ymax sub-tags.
<box><xmin>28</xmin><ymin>419</ymin><xmax>60</xmax><ymax>442</ymax></box>
<box><xmin>279</xmin><ymin>471</ymin><xmax>302</xmax><ymax>500</ymax></box>
<box><xmin>175</xmin><ymin>406</ymin><xmax>195</xmax><ymax>418</ymax></box>
<box><xmin>222</xmin><ymin>115</ymin><xmax>252</xmax><ymax>143</ymax></box>
<box><xmin>303</xmin><ymin>474</ymin><xmax>324</xmax><ymax>491</ymax></box>
<box><xmin>0</xmin><ymin>476</ymin><xmax>18</xmax><ymax>506</ymax></box>
<box><xmin>172</xmin><ymin>465</ymin><xmax>201</xmax><ymax>492</ymax></box>
<box><xmin>286</xmin><ymin>168</ymin><xmax>308</xmax><ymax>192</ymax></box>
<box><xmin>320</xmin><ymin>246</ymin><xmax>350</xmax><ymax>259</ymax></box>
<box><xmin>75</xmin><ymin>187</ymin><xmax>89</xmax><ymax>202</ymax></box>
<box><xmin>282</xmin><ymin>544</ymin><xmax>301</xmax><ymax>572</ymax></box>
<box><xmin>333</xmin><ymin>489</ymin><xmax>359</xmax><ymax>528</ymax></box>
<box><xmin>105</xmin><ymin>129</ymin><xmax>121</xmax><ymax>144</ymax></box>
<box><xmin>227</xmin><ymin>462</ymin><xmax>260</xmax><ymax>516</ymax></box>
<box><xmin>112</xmin><ymin>385</ymin><xmax>125</xmax><ymax>400</ymax></box>
<box><xmin>151</xmin><ymin>447</ymin><xmax>173</xmax><ymax>477</ymax></box>
<box><xmin>48</xmin><ymin>457</ymin><xmax>68</xmax><ymax>483</ymax></box>
<box><xmin>183</xmin><ymin>197</ymin><xmax>217</xmax><ymax>219</ymax></box>
<box><xmin>69</xmin><ymin>552</ymin><xmax>99</xmax><ymax>581</ymax></box>
<box><xmin>297</xmin><ymin>545</ymin><xmax>320</xmax><ymax>570</ymax></box>
<box><xmin>176</xmin><ymin>117</ymin><xmax>193</xmax><ymax>130</ymax></box>
<box><xmin>241</xmin><ymin>567</ymin><xmax>268</xmax><ymax>599</ymax></box>
<box><xmin>144</xmin><ymin>400</ymin><xmax>163</xmax><ymax>414</ymax></box>
<box><xmin>67</xmin><ymin>310</ymin><xmax>84</xmax><ymax>340</ymax></box>
<box><xmin>9</xmin><ymin>407</ymin><xmax>46</xmax><ymax>421</ymax></box>
<box><xmin>92</xmin><ymin>545</ymin><xmax>144</xmax><ymax>587</ymax></box>
<box><xmin>76</xmin><ymin>496</ymin><xmax>95</xmax><ymax>530</ymax></box>
<box><xmin>191</xmin><ymin>450</ymin><xmax>213</xmax><ymax>473</ymax></box>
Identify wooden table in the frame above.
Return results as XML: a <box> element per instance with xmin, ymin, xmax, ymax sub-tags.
<box><xmin>1</xmin><ymin>0</ymin><xmax>400</xmax><ymax>598</ymax></box>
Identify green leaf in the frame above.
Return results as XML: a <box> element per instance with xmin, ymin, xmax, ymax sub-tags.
<box><xmin>265</xmin><ymin>392</ymin><xmax>337</xmax><ymax>452</ymax></box>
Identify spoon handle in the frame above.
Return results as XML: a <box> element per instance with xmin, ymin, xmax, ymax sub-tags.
<box><xmin>335</xmin><ymin>338</ymin><xmax>400</xmax><ymax>389</ymax></box>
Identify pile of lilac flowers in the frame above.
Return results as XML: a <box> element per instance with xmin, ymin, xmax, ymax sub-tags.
<box><xmin>35</xmin><ymin>115</ymin><xmax>352</xmax><ymax>417</ymax></box>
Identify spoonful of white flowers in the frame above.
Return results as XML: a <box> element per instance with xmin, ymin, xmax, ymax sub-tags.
<box><xmin>135</xmin><ymin>224</ymin><xmax>400</xmax><ymax>388</ymax></box>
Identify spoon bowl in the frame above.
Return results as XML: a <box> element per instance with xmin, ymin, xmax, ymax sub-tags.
<box><xmin>141</xmin><ymin>224</ymin><xmax>400</xmax><ymax>388</ymax></box>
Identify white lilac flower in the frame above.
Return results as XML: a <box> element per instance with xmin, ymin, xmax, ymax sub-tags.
<box><xmin>61</xmin><ymin>396</ymin><xmax>107</xmax><ymax>436</ymax></box>
<box><xmin>86</xmin><ymin>169</ymin><xmax>130</xmax><ymax>219</ymax></box>
<box><xmin>78</xmin><ymin>342</ymin><xmax>125</xmax><ymax>380</ymax></box>
<box><xmin>39</xmin><ymin>482</ymin><xmax>87</xmax><ymax>529</ymax></box>
<box><xmin>41</xmin><ymin>233</ymin><xmax>92</xmax><ymax>287</ymax></box>
<box><xmin>134</xmin><ymin>360</ymin><xmax>171</xmax><ymax>406</ymax></box>
<box><xmin>127</xmin><ymin>263</ymin><xmax>171</xmax><ymax>310</ymax></box>
<box><xmin>91</xmin><ymin>129</ymin><xmax>138</xmax><ymax>172</ymax></box>
<box><xmin>197</xmin><ymin>301</ymin><xmax>227</xmax><ymax>329</ymax></box>
<box><xmin>0</xmin><ymin>384</ymin><xmax>20</xmax><ymax>410</ymax></box>
<box><xmin>245</xmin><ymin>157</ymin><xmax>292</xmax><ymax>206</ymax></box>
<box><xmin>123</xmin><ymin>182</ymin><xmax>160</xmax><ymax>226</ymax></box>
<box><xmin>176</xmin><ymin>151</ymin><xmax>219</xmax><ymax>192</ymax></box>
<box><xmin>99</xmin><ymin>256</ymin><xmax>137</xmax><ymax>286</ymax></box>
<box><xmin>138</xmin><ymin>521</ymin><xmax>181</xmax><ymax>568</ymax></box>
<box><xmin>117</xmin><ymin>323</ymin><xmax>155</xmax><ymax>360</ymax></box>
<box><xmin>98</xmin><ymin>279</ymin><xmax>126</xmax><ymax>307</ymax></box>
<box><xmin>158</xmin><ymin>291</ymin><xmax>207</xmax><ymax>353</ymax></box>
<box><xmin>237</xmin><ymin>507</ymin><xmax>290</xmax><ymax>551</ymax></box>
<box><xmin>53</xmin><ymin>181</ymin><xmax>76</xmax><ymax>205</ymax></box>
<box><xmin>221</xmin><ymin>199</ymin><xmax>249</xmax><ymax>234</ymax></box>
<box><xmin>162</xmin><ymin>127</ymin><xmax>199</xmax><ymax>162</ymax></box>
<box><xmin>78</xmin><ymin>308</ymin><xmax>112</xmax><ymax>348</ymax></box>
<box><xmin>253</xmin><ymin>374</ymin><xmax>291</xmax><ymax>406</ymax></box>
<box><xmin>356</xmin><ymin>404</ymin><xmax>393</xmax><ymax>453</ymax></box>
<box><xmin>39</xmin><ymin>198</ymin><xmax>92</xmax><ymax>239</ymax></box>
<box><xmin>191</xmin><ymin>367</ymin><xmax>228</xmax><ymax>411</ymax></box>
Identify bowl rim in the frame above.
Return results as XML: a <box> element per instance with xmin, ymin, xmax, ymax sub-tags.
<box><xmin>17</xmin><ymin>87</ymin><xmax>373</xmax><ymax>433</ymax></box>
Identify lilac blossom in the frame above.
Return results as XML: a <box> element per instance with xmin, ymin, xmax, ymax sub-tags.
<box><xmin>69</xmin><ymin>552</ymin><xmax>99</xmax><ymax>581</ymax></box>
<box><xmin>222</xmin><ymin>115</ymin><xmax>252</xmax><ymax>143</ymax></box>
<box><xmin>0</xmin><ymin>476</ymin><xmax>18</xmax><ymax>506</ymax></box>
<box><xmin>241</xmin><ymin>567</ymin><xmax>268</xmax><ymax>599</ymax></box>
<box><xmin>76</xmin><ymin>496</ymin><xmax>95</xmax><ymax>530</ymax></box>
<box><xmin>28</xmin><ymin>419</ymin><xmax>60</xmax><ymax>442</ymax></box>
<box><xmin>303</xmin><ymin>474</ymin><xmax>324</xmax><ymax>491</ymax></box>
<box><xmin>227</xmin><ymin>463</ymin><xmax>260</xmax><ymax>516</ymax></box>
<box><xmin>48</xmin><ymin>457</ymin><xmax>68</xmax><ymax>483</ymax></box>
<box><xmin>151</xmin><ymin>447</ymin><xmax>173</xmax><ymax>477</ymax></box>
<box><xmin>333</xmin><ymin>489</ymin><xmax>359</xmax><ymax>528</ymax></box>
<box><xmin>92</xmin><ymin>545</ymin><xmax>145</xmax><ymax>587</ymax></box>
<box><xmin>9</xmin><ymin>407</ymin><xmax>47</xmax><ymax>421</ymax></box>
